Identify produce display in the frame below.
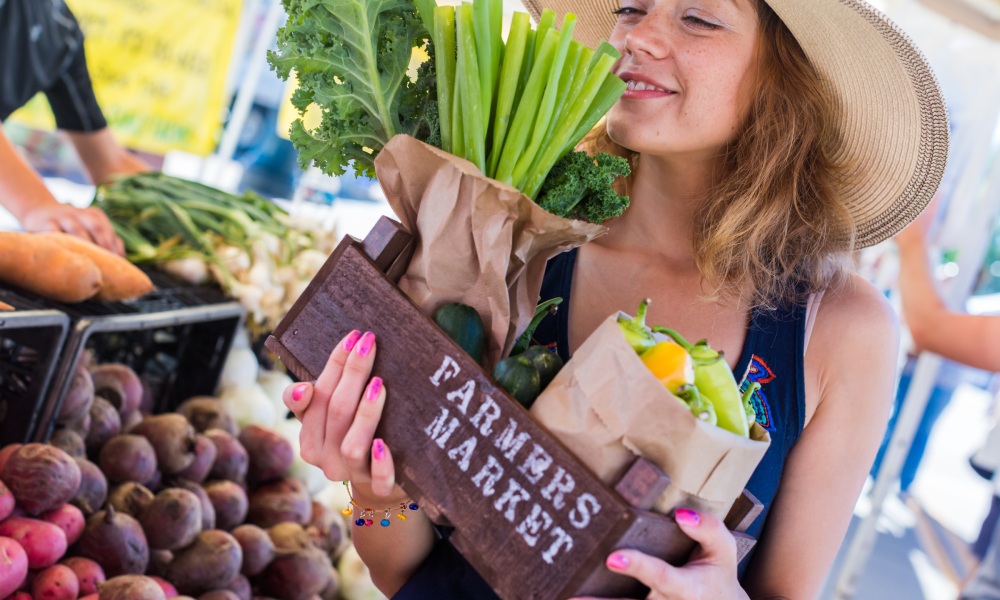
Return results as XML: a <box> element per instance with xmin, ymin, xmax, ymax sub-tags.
<box><xmin>269</xmin><ymin>0</ymin><xmax>631</xmax><ymax>223</ymax></box>
<box><xmin>94</xmin><ymin>173</ymin><xmax>337</xmax><ymax>336</ymax></box>
<box><xmin>0</xmin><ymin>354</ymin><xmax>364</xmax><ymax>600</ymax></box>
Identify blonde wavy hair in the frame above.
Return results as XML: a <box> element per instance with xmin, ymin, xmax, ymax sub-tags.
<box><xmin>580</xmin><ymin>0</ymin><xmax>856</xmax><ymax>311</ymax></box>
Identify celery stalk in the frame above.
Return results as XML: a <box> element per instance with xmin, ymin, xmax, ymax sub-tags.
<box><xmin>533</xmin><ymin>10</ymin><xmax>556</xmax><ymax>67</ymax></box>
<box><xmin>522</xmin><ymin>53</ymin><xmax>620</xmax><ymax>198</ymax></box>
<box><xmin>434</xmin><ymin>6</ymin><xmax>456</xmax><ymax>153</ymax></box>
<box><xmin>494</xmin><ymin>28</ymin><xmax>558</xmax><ymax>185</ymax></box>
<box><xmin>518</xmin><ymin>28</ymin><xmax>536</xmax><ymax>101</ymax></box>
<box><xmin>456</xmin><ymin>4</ymin><xmax>485</xmax><ymax>172</ymax></box>
<box><xmin>486</xmin><ymin>12</ymin><xmax>530</xmax><ymax>177</ymax></box>
<box><xmin>452</xmin><ymin>65</ymin><xmax>465</xmax><ymax>158</ymax></box>
<box><xmin>544</xmin><ymin>41</ymin><xmax>590</xmax><ymax>143</ymax></box>
<box><xmin>474</xmin><ymin>0</ymin><xmax>494</xmax><ymax>123</ymax></box>
<box><xmin>511</xmin><ymin>14</ymin><xmax>577</xmax><ymax>190</ymax></box>
<box><xmin>565</xmin><ymin>71</ymin><xmax>628</xmax><ymax>155</ymax></box>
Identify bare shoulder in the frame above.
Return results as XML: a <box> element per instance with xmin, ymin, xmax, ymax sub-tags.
<box><xmin>812</xmin><ymin>272</ymin><xmax>899</xmax><ymax>350</ymax></box>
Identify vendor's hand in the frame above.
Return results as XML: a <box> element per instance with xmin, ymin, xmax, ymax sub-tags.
<box><xmin>282</xmin><ymin>330</ymin><xmax>402</xmax><ymax>499</ymax></box>
<box><xmin>570</xmin><ymin>509</ymin><xmax>746</xmax><ymax>600</ymax></box>
<box><xmin>20</xmin><ymin>203</ymin><xmax>124</xmax><ymax>256</ymax></box>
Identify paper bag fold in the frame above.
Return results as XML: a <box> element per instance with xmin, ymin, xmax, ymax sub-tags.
<box><xmin>374</xmin><ymin>134</ymin><xmax>606</xmax><ymax>366</ymax></box>
<box><xmin>530</xmin><ymin>315</ymin><xmax>771</xmax><ymax>517</ymax></box>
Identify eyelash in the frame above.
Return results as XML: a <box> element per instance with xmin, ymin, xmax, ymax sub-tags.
<box><xmin>611</xmin><ymin>7</ymin><xmax>723</xmax><ymax>30</ymax></box>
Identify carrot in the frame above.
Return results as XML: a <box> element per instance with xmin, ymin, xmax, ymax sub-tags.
<box><xmin>0</xmin><ymin>301</ymin><xmax>13</xmax><ymax>311</ymax></box>
<box><xmin>38</xmin><ymin>233</ymin><xmax>154</xmax><ymax>302</ymax></box>
<box><xmin>0</xmin><ymin>232</ymin><xmax>102</xmax><ymax>302</ymax></box>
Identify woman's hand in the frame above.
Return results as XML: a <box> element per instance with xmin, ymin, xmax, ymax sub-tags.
<box><xmin>282</xmin><ymin>329</ymin><xmax>401</xmax><ymax>498</ymax></box>
<box><xmin>570</xmin><ymin>509</ymin><xmax>747</xmax><ymax>600</ymax></box>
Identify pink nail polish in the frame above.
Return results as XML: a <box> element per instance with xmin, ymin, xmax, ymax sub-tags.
<box><xmin>343</xmin><ymin>330</ymin><xmax>362</xmax><ymax>351</ymax></box>
<box><xmin>292</xmin><ymin>383</ymin><xmax>308</xmax><ymax>402</ymax></box>
<box><xmin>372</xmin><ymin>438</ymin><xmax>386</xmax><ymax>461</ymax></box>
<box><xmin>366</xmin><ymin>377</ymin><xmax>383</xmax><ymax>402</ymax></box>
<box><xmin>606</xmin><ymin>553</ymin><xmax>629</xmax><ymax>570</ymax></box>
<box><xmin>356</xmin><ymin>331</ymin><xmax>376</xmax><ymax>357</ymax></box>
<box><xmin>675</xmin><ymin>508</ymin><xmax>700</xmax><ymax>526</ymax></box>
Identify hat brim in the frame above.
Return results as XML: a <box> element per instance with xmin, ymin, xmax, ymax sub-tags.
<box><xmin>521</xmin><ymin>0</ymin><xmax>949</xmax><ymax>248</ymax></box>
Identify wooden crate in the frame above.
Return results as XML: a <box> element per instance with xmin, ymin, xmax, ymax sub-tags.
<box><xmin>266</xmin><ymin>217</ymin><xmax>761</xmax><ymax>599</ymax></box>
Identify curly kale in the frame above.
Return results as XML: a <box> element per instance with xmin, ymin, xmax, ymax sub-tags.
<box><xmin>536</xmin><ymin>151</ymin><xmax>631</xmax><ymax>224</ymax></box>
<box><xmin>268</xmin><ymin>0</ymin><xmax>438</xmax><ymax>179</ymax></box>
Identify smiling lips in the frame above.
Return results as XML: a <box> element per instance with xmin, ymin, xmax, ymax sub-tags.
<box><xmin>621</xmin><ymin>75</ymin><xmax>675</xmax><ymax>98</ymax></box>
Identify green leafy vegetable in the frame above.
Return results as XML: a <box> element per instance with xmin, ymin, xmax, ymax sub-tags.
<box><xmin>268</xmin><ymin>0</ymin><xmax>439</xmax><ymax>179</ymax></box>
<box><xmin>536</xmin><ymin>151</ymin><xmax>631</xmax><ymax>223</ymax></box>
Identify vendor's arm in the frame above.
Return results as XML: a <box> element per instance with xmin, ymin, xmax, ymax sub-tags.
<box><xmin>894</xmin><ymin>211</ymin><xmax>1000</xmax><ymax>372</ymax></box>
<box><xmin>64</xmin><ymin>128</ymin><xmax>147</xmax><ymax>185</ymax></box>
<box><xmin>0</xmin><ymin>123</ymin><xmax>123</xmax><ymax>254</ymax></box>
<box><xmin>741</xmin><ymin>275</ymin><xmax>899</xmax><ymax>599</ymax></box>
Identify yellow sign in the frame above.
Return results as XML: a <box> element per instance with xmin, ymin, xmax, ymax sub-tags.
<box><xmin>10</xmin><ymin>0</ymin><xmax>242</xmax><ymax>156</ymax></box>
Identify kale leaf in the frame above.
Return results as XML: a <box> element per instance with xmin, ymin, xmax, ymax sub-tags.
<box><xmin>536</xmin><ymin>151</ymin><xmax>631</xmax><ymax>224</ymax></box>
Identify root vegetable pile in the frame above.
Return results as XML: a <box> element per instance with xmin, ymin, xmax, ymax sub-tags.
<box><xmin>0</xmin><ymin>360</ymin><xmax>351</xmax><ymax>599</ymax></box>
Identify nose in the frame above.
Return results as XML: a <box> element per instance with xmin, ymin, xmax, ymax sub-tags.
<box><xmin>618</xmin><ymin>10</ymin><xmax>672</xmax><ymax>60</ymax></box>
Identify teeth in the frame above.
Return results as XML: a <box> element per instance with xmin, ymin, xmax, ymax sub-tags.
<box><xmin>626</xmin><ymin>79</ymin><xmax>668</xmax><ymax>92</ymax></box>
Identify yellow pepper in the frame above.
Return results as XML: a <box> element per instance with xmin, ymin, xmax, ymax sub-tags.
<box><xmin>640</xmin><ymin>340</ymin><xmax>695</xmax><ymax>394</ymax></box>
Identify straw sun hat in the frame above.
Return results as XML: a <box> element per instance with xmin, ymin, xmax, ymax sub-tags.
<box><xmin>522</xmin><ymin>0</ymin><xmax>950</xmax><ymax>248</ymax></box>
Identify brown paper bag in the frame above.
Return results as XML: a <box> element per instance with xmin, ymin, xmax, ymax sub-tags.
<box><xmin>374</xmin><ymin>134</ymin><xmax>606</xmax><ymax>366</ymax></box>
<box><xmin>530</xmin><ymin>315</ymin><xmax>771</xmax><ymax>517</ymax></box>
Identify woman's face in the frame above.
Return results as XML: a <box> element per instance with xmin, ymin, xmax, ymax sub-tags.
<box><xmin>607</xmin><ymin>0</ymin><xmax>761</xmax><ymax>160</ymax></box>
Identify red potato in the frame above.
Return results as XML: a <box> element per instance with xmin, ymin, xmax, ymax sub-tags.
<box><xmin>0</xmin><ymin>444</ymin><xmax>21</xmax><ymax>474</ymax></box>
<box><xmin>0</xmin><ymin>517</ymin><xmax>67</xmax><ymax>569</ymax></box>
<box><xmin>238</xmin><ymin>426</ymin><xmax>293</xmax><ymax>485</ymax></box>
<box><xmin>0</xmin><ymin>480</ymin><xmax>15</xmax><ymax>521</ymax></box>
<box><xmin>88</xmin><ymin>364</ymin><xmax>143</xmax><ymax>421</ymax></box>
<box><xmin>97</xmin><ymin>574</ymin><xmax>166</xmax><ymax>600</ymax></box>
<box><xmin>31</xmin><ymin>564</ymin><xmax>79</xmax><ymax>600</ymax></box>
<box><xmin>1</xmin><ymin>444</ymin><xmax>81</xmax><ymax>516</ymax></box>
<box><xmin>41</xmin><ymin>503</ymin><xmax>86</xmax><ymax>545</ymax></box>
<box><xmin>8</xmin><ymin>592</ymin><xmax>31</xmax><ymax>600</ymax></box>
<box><xmin>149</xmin><ymin>575</ymin><xmax>178</xmax><ymax>597</ymax></box>
<box><xmin>60</xmin><ymin>557</ymin><xmax>106</xmax><ymax>595</ymax></box>
<box><xmin>205</xmin><ymin>430</ymin><xmax>248</xmax><ymax>484</ymax></box>
<box><xmin>0</xmin><ymin>535</ymin><xmax>28</xmax><ymax>597</ymax></box>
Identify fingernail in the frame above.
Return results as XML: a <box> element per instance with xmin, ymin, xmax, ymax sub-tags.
<box><xmin>372</xmin><ymin>438</ymin><xmax>386</xmax><ymax>461</ymax></box>
<box><xmin>292</xmin><ymin>383</ymin><xmax>308</xmax><ymax>402</ymax></box>
<box><xmin>343</xmin><ymin>330</ymin><xmax>362</xmax><ymax>352</ymax></box>
<box><xmin>606</xmin><ymin>553</ymin><xmax>629</xmax><ymax>570</ymax></box>
<box><xmin>675</xmin><ymin>508</ymin><xmax>700</xmax><ymax>526</ymax></box>
<box><xmin>366</xmin><ymin>377</ymin><xmax>383</xmax><ymax>402</ymax></box>
<box><xmin>356</xmin><ymin>331</ymin><xmax>376</xmax><ymax>357</ymax></box>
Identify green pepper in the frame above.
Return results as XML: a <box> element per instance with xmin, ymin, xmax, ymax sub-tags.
<box><xmin>618</xmin><ymin>298</ymin><xmax>656</xmax><ymax>354</ymax></box>
<box><xmin>653</xmin><ymin>327</ymin><xmax>750</xmax><ymax>438</ymax></box>
<box><xmin>675</xmin><ymin>384</ymin><xmax>717</xmax><ymax>426</ymax></box>
<box><xmin>742</xmin><ymin>382</ymin><xmax>760</xmax><ymax>428</ymax></box>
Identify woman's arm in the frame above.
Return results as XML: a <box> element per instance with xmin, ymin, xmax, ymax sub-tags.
<box><xmin>741</xmin><ymin>275</ymin><xmax>899</xmax><ymax>599</ymax></box>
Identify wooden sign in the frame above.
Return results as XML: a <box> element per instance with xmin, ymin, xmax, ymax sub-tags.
<box><xmin>267</xmin><ymin>217</ymin><xmax>760</xmax><ymax>599</ymax></box>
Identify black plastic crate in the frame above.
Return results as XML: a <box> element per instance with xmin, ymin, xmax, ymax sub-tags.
<box><xmin>0</xmin><ymin>289</ymin><xmax>70</xmax><ymax>445</ymax></box>
<box><xmin>37</xmin><ymin>270</ymin><xmax>245</xmax><ymax>441</ymax></box>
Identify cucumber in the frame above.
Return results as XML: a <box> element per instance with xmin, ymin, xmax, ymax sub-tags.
<box><xmin>493</xmin><ymin>356</ymin><xmax>541</xmax><ymax>408</ymax></box>
<box><xmin>522</xmin><ymin>345</ymin><xmax>563</xmax><ymax>388</ymax></box>
<box><xmin>433</xmin><ymin>302</ymin><xmax>487</xmax><ymax>363</ymax></box>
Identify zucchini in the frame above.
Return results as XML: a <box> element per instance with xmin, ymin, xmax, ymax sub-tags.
<box><xmin>493</xmin><ymin>355</ymin><xmax>541</xmax><ymax>408</ymax></box>
<box><xmin>433</xmin><ymin>302</ymin><xmax>487</xmax><ymax>364</ymax></box>
<box><xmin>522</xmin><ymin>345</ymin><xmax>563</xmax><ymax>388</ymax></box>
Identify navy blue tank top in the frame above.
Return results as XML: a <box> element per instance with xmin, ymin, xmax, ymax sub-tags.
<box><xmin>395</xmin><ymin>248</ymin><xmax>807</xmax><ymax>598</ymax></box>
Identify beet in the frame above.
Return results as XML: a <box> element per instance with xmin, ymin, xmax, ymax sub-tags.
<box><xmin>97</xmin><ymin>574</ymin><xmax>166</xmax><ymax>600</ymax></box>
<box><xmin>0</xmin><ymin>444</ymin><xmax>22</xmax><ymax>473</ymax></box>
<box><xmin>145</xmin><ymin>469</ymin><xmax>163</xmax><ymax>492</ymax></box>
<box><xmin>98</xmin><ymin>435</ymin><xmax>157</xmax><ymax>484</ymax></box>
<box><xmin>72</xmin><ymin>458</ymin><xmax>108</xmax><ymax>515</ymax></box>
<box><xmin>256</xmin><ymin>525</ymin><xmax>331</xmax><ymax>600</ymax></box>
<box><xmin>307</xmin><ymin>501</ymin><xmax>344</xmax><ymax>556</ymax></box>
<box><xmin>204</xmin><ymin>480</ymin><xmax>248</xmax><ymax>531</ymax></box>
<box><xmin>148</xmin><ymin>550</ymin><xmax>172</xmax><ymax>578</ymax></box>
<box><xmin>58</xmin><ymin>364</ymin><xmax>95</xmax><ymax>423</ymax></box>
<box><xmin>164</xmin><ymin>530</ymin><xmax>242</xmax><ymax>595</ymax></box>
<box><xmin>121</xmin><ymin>411</ymin><xmax>143</xmax><ymax>433</ymax></box>
<box><xmin>78</xmin><ymin>505</ymin><xmax>149</xmax><ymax>576</ymax></box>
<box><xmin>131</xmin><ymin>414</ymin><xmax>197</xmax><ymax>475</ymax></box>
<box><xmin>231</xmin><ymin>524</ymin><xmax>275</xmax><ymax>576</ymax></box>
<box><xmin>175</xmin><ymin>479</ymin><xmax>216</xmax><ymax>531</ymax></box>
<box><xmin>150</xmin><ymin>575</ymin><xmax>178</xmax><ymax>597</ymax></box>
<box><xmin>176</xmin><ymin>434</ymin><xmax>218</xmax><ymax>484</ymax></box>
<box><xmin>247</xmin><ymin>478</ymin><xmax>311</xmax><ymax>528</ymax></box>
<box><xmin>200</xmin><ymin>591</ymin><xmax>240</xmax><ymax>600</ymax></box>
<box><xmin>106</xmin><ymin>482</ymin><xmax>154</xmax><ymax>518</ymax></box>
<box><xmin>89</xmin><ymin>364</ymin><xmax>143</xmax><ymax>420</ymax></box>
<box><xmin>49</xmin><ymin>428</ymin><xmax>86</xmax><ymax>458</ymax></box>
<box><xmin>1</xmin><ymin>444</ymin><xmax>82</xmax><ymax>515</ymax></box>
<box><xmin>60</xmin><ymin>556</ymin><xmax>106</xmax><ymax>595</ymax></box>
<box><xmin>61</xmin><ymin>411</ymin><xmax>92</xmax><ymax>437</ymax></box>
<box><xmin>238</xmin><ymin>426</ymin><xmax>293</xmax><ymax>485</ymax></box>
<box><xmin>86</xmin><ymin>397</ymin><xmax>122</xmax><ymax>455</ymax></box>
<box><xmin>140</xmin><ymin>488</ymin><xmax>203</xmax><ymax>551</ymax></box>
<box><xmin>226</xmin><ymin>574</ymin><xmax>252</xmax><ymax>600</ymax></box>
<box><xmin>318</xmin><ymin>569</ymin><xmax>340</xmax><ymax>600</ymax></box>
<box><xmin>177</xmin><ymin>397</ymin><xmax>237</xmax><ymax>435</ymax></box>
<box><xmin>205</xmin><ymin>430</ymin><xmax>248</xmax><ymax>483</ymax></box>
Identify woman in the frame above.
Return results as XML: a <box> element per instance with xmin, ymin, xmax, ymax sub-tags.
<box><xmin>284</xmin><ymin>0</ymin><xmax>949</xmax><ymax>597</ymax></box>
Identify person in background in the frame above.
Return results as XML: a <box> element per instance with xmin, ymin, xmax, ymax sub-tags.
<box><xmin>894</xmin><ymin>202</ymin><xmax>1000</xmax><ymax>599</ymax></box>
<box><xmin>0</xmin><ymin>0</ymin><xmax>147</xmax><ymax>254</ymax></box>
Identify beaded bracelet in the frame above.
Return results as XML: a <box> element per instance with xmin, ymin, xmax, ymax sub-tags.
<box><xmin>341</xmin><ymin>481</ymin><xmax>419</xmax><ymax>527</ymax></box>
